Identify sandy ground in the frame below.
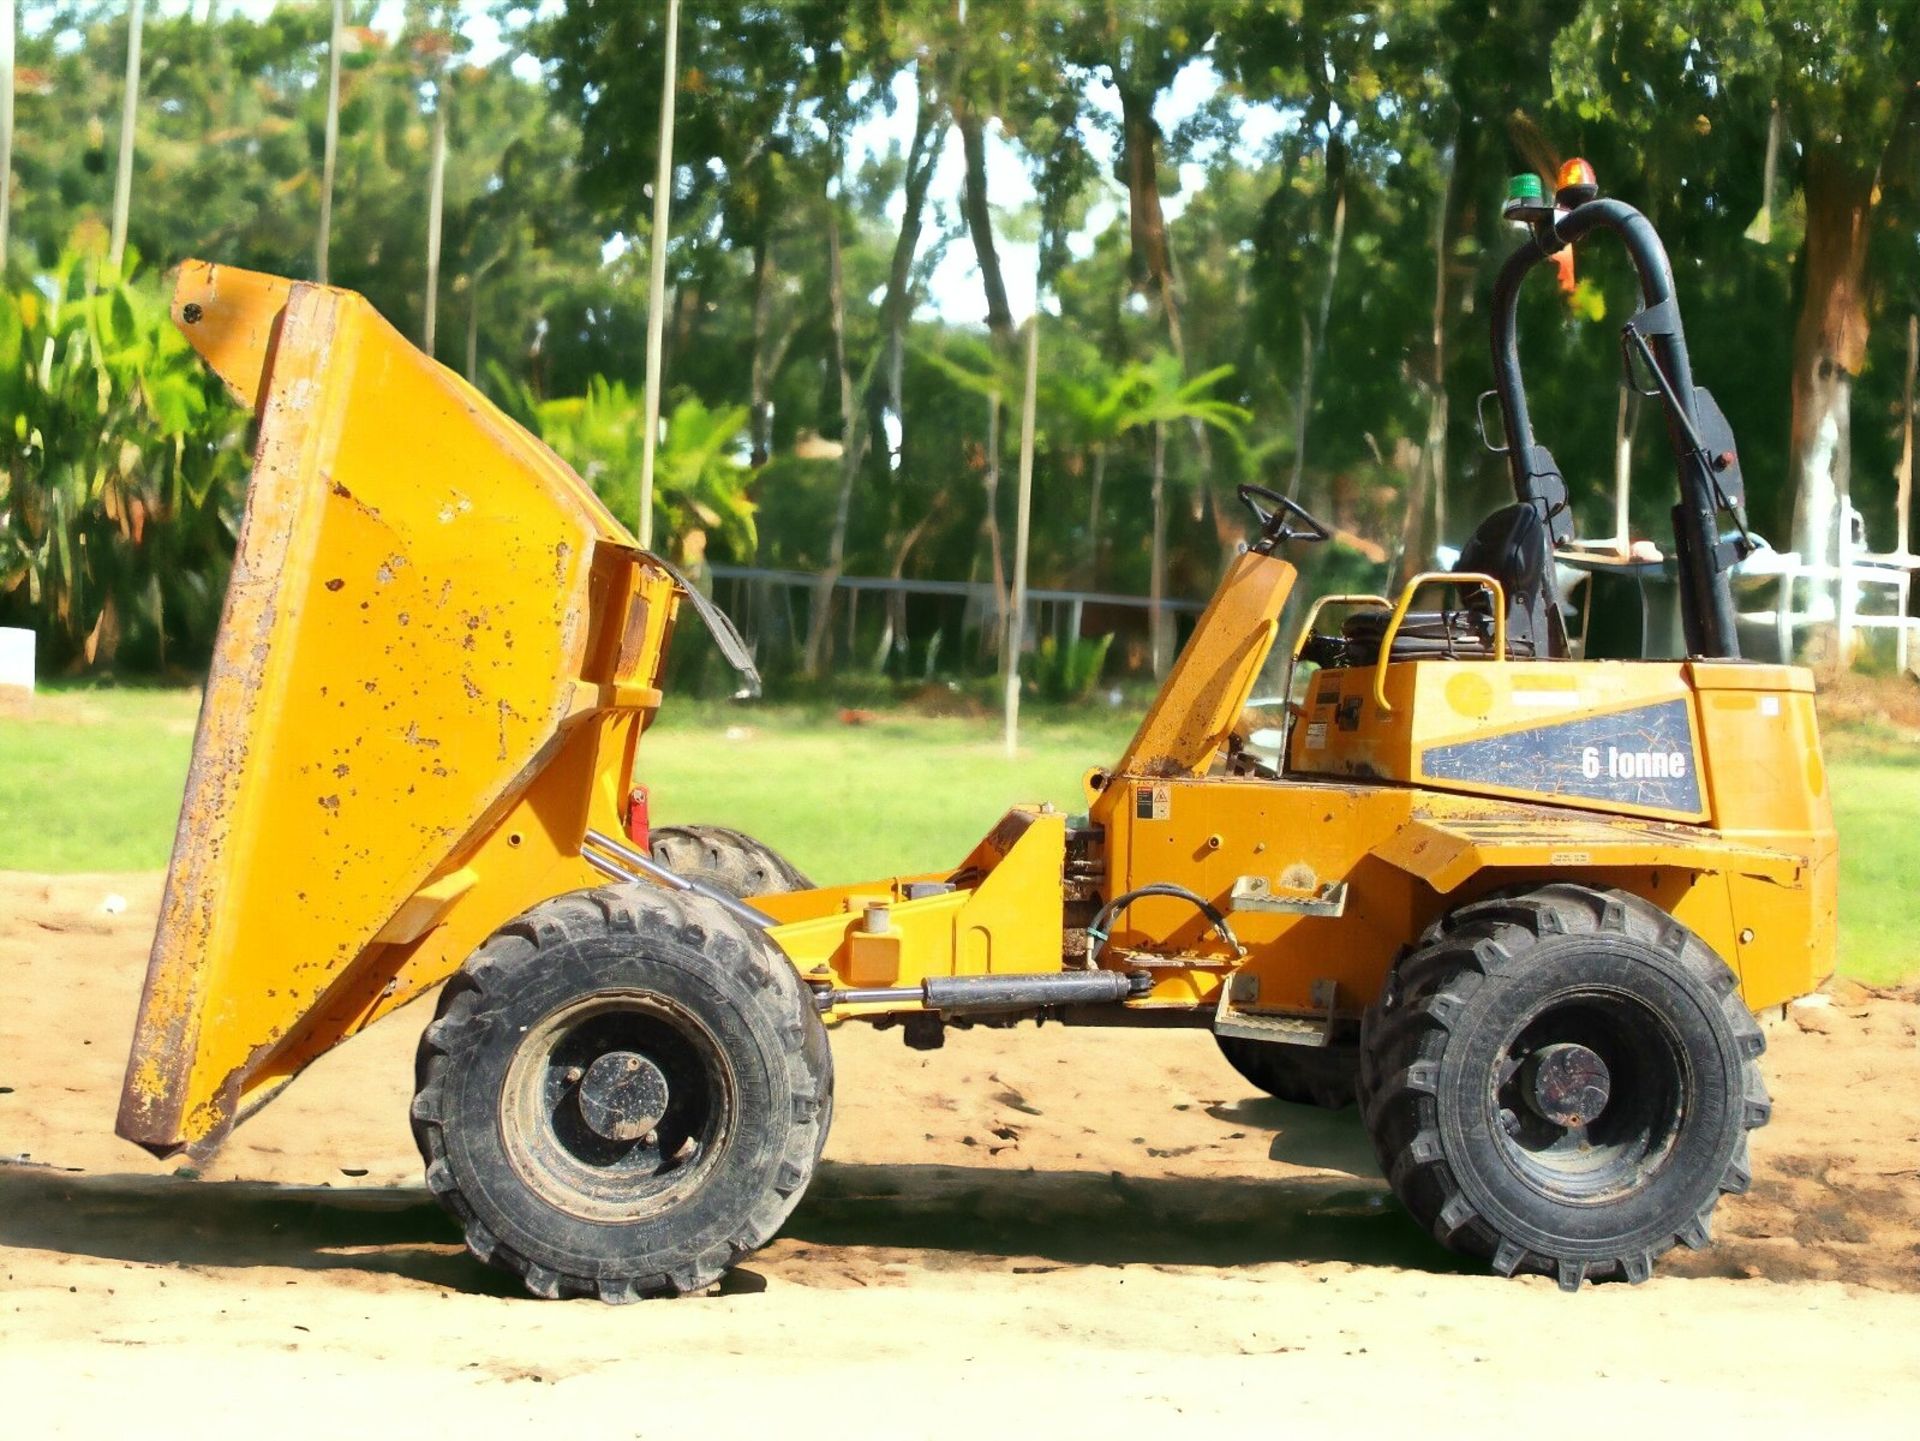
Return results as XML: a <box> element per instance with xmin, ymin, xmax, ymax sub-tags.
<box><xmin>3</xmin><ymin>872</ymin><xmax>1919</xmax><ymax>1437</ymax></box>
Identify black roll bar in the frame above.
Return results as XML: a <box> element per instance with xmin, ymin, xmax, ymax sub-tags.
<box><xmin>1488</xmin><ymin>197</ymin><xmax>1745</xmax><ymax>660</ymax></box>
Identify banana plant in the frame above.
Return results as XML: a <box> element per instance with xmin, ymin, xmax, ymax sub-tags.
<box><xmin>0</xmin><ymin>243</ymin><xmax>248</xmax><ymax>671</ymax></box>
<box><xmin>497</xmin><ymin>371</ymin><xmax>757</xmax><ymax>560</ymax></box>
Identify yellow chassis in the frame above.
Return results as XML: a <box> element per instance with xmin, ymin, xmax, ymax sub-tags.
<box><xmin>117</xmin><ymin>267</ymin><xmax>1837</xmax><ymax>1159</ymax></box>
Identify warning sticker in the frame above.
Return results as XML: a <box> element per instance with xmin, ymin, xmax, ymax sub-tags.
<box><xmin>1135</xmin><ymin>783</ymin><xmax>1172</xmax><ymax>821</ymax></box>
<box><xmin>1304</xmin><ymin>721</ymin><xmax>1329</xmax><ymax>750</ymax></box>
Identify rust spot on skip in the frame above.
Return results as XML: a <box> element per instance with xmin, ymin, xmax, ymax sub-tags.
<box><xmin>318</xmin><ymin>794</ymin><xmax>340</xmax><ymax>812</ymax></box>
<box><xmin>328</xmin><ymin>479</ymin><xmax>383</xmax><ymax>522</ymax></box>
<box><xmin>324</xmin><ymin>578</ymin><xmax>345</xmax><ymax>593</ymax></box>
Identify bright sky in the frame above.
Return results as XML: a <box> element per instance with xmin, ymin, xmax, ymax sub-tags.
<box><xmin>106</xmin><ymin>3</ymin><xmax>1291</xmax><ymax>327</ymax></box>
<box><xmin>871</xmin><ymin>58</ymin><xmax>1288</xmax><ymax>325</ymax></box>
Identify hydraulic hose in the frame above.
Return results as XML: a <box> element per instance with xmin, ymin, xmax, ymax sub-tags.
<box><xmin>1087</xmin><ymin>884</ymin><xmax>1242</xmax><ymax>965</ymax></box>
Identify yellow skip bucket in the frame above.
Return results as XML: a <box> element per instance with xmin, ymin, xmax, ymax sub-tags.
<box><xmin>119</xmin><ymin>264</ymin><xmax>682</xmax><ymax>1157</ymax></box>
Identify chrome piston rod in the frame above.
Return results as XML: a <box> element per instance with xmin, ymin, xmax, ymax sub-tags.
<box><xmin>581</xmin><ymin>827</ymin><xmax>776</xmax><ymax>931</ymax></box>
<box><xmin>817</xmin><ymin>970</ymin><xmax>1145</xmax><ymax>1013</ymax></box>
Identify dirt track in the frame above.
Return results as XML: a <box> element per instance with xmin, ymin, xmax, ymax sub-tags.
<box><xmin>3</xmin><ymin>871</ymin><xmax>1919</xmax><ymax>1436</ymax></box>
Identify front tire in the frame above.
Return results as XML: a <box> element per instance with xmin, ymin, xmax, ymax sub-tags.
<box><xmin>1357</xmin><ymin>884</ymin><xmax>1768</xmax><ymax>1290</ymax></box>
<box><xmin>411</xmin><ymin>884</ymin><xmax>832</xmax><ymax>1301</ymax></box>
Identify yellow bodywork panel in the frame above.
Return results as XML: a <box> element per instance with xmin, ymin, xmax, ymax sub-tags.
<box><xmin>118</xmin><ymin>264</ymin><xmax>674</xmax><ymax>1157</ymax></box>
<box><xmin>1101</xmin><ymin>775</ymin><xmax>1827</xmax><ymax>1017</ymax></box>
<box><xmin>760</xmin><ymin>808</ymin><xmax>1069</xmax><ymax>1015</ymax></box>
<box><xmin>1088</xmin><ymin>560</ymin><xmax>1835</xmax><ymax>1019</ymax></box>
<box><xmin>1091</xmin><ymin>550</ymin><xmax>1292</xmax><ymax>807</ymax></box>
<box><xmin>1292</xmin><ymin>658</ymin><xmax>1711</xmax><ymax>822</ymax></box>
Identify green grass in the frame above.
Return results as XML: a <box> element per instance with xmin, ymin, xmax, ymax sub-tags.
<box><xmin>3</xmin><ymin>684</ymin><xmax>1916</xmax><ymax>986</ymax></box>
<box><xmin>0</xmin><ymin>686</ymin><xmax>199</xmax><ymax>870</ymax></box>
<box><xmin>643</xmin><ymin>700</ymin><xmax>1135</xmax><ymax>882</ymax></box>
<box><xmin>1821</xmin><ymin>731</ymin><xmax>1920</xmax><ymax>986</ymax></box>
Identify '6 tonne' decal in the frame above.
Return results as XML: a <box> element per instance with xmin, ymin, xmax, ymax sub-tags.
<box><xmin>1420</xmin><ymin>697</ymin><xmax>1702</xmax><ymax>814</ymax></box>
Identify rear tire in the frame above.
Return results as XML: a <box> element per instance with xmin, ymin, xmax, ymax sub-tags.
<box><xmin>1357</xmin><ymin>884</ymin><xmax>1767</xmax><ymax>1290</ymax></box>
<box><xmin>649</xmin><ymin>824</ymin><xmax>812</xmax><ymax>898</ymax></box>
<box><xmin>1214</xmin><ymin>1034</ymin><xmax>1355</xmax><ymax>1109</ymax></box>
<box><xmin>411</xmin><ymin>883</ymin><xmax>832</xmax><ymax>1301</ymax></box>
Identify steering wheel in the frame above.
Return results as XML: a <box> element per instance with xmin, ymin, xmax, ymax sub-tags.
<box><xmin>1238</xmin><ymin>483</ymin><xmax>1332</xmax><ymax>554</ymax></box>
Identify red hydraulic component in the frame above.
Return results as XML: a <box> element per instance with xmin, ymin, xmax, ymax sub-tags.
<box><xmin>625</xmin><ymin>785</ymin><xmax>651</xmax><ymax>852</ymax></box>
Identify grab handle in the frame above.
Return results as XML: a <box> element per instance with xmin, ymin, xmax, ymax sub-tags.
<box><xmin>1373</xmin><ymin>572</ymin><xmax>1507</xmax><ymax>714</ymax></box>
<box><xmin>1292</xmin><ymin>593</ymin><xmax>1391</xmax><ymax>660</ymax></box>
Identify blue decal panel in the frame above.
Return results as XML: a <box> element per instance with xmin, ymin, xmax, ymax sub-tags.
<box><xmin>1420</xmin><ymin>697</ymin><xmax>1702</xmax><ymax>814</ymax></box>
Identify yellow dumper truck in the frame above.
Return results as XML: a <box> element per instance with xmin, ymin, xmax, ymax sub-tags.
<box><xmin>120</xmin><ymin>169</ymin><xmax>1834</xmax><ymax>1300</ymax></box>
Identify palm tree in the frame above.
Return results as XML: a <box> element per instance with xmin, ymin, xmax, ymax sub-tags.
<box><xmin>1112</xmin><ymin>354</ymin><xmax>1250</xmax><ymax>676</ymax></box>
<box><xmin>919</xmin><ymin>336</ymin><xmax>1036</xmax><ymax>665</ymax></box>
<box><xmin>1048</xmin><ymin>357</ymin><xmax>1143</xmax><ymax>637</ymax></box>
<box><xmin>508</xmin><ymin>378</ymin><xmax>757</xmax><ymax>561</ymax></box>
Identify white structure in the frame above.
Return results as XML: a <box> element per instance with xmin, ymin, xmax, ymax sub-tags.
<box><xmin>0</xmin><ymin>626</ymin><xmax>33</xmax><ymax>691</ymax></box>
<box><xmin>1733</xmin><ymin>504</ymin><xmax>1920</xmax><ymax>673</ymax></box>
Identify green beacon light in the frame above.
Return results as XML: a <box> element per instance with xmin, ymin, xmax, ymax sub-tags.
<box><xmin>1503</xmin><ymin>171</ymin><xmax>1549</xmax><ymax>224</ymax></box>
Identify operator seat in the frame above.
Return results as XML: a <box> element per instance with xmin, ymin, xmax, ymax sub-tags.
<box><xmin>1341</xmin><ymin>502</ymin><xmax>1567</xmax><ymax>662</ymax></box>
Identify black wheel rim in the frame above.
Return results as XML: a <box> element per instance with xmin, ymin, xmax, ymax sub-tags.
<box><xmin>501</xmin><ymin>991</ymin><xmax>735</xmax><ymax>1223</ymax></box>
<box><xmin>1488</xmin><ymin>987</ymin><xmax>1688</xmax><ymax>1203</ymax></box>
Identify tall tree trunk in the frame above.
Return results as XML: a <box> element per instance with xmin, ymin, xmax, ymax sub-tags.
<box><xmin>1069</xmin><ymin>444</ymin><xmax>1107</xmax><ymax>644</ymax></box>
<box><xmin>982</xmin><ymin>389</ymin><xmax>1008</xmax><ymax>665</ymax></box>
<box><xmin>1118</xmin><ymin>81</ymin><xmax>1180</xmax><ymax>344</ymax></box>
<box><xmin>749</xmin><ymin>235</ymin><xmax>776</xmax><ymax>467</ymax></box>
<box><xmin>1150</xmin><ymin>420</ymin><xmax>1169</xmax><ymax>677</ymax></box>
<box><xmin>1118</xmin><ymin>77</ymin><xmax>1228</xmax><ymax>558</ymax></box>
<box><xmin>1745</xmin><ymin>100</ymin><xmax>1782</xmax><ymax>245</ymax></box>
<box><xmin>1398</xmin><ymin>139</ymin><xmax>1454</xmax><ymax>586</ymax></box>
<box><xmin>956</xmin><ymin>100</ymin><xmax>1013</xmax><ymax>342</ymax></box>
<box><xmin>804</xmin><ymin>70</ymin><xmax>943</xmax><ymax>675</ymax></box>
<box><xmin>464</xmin><ymin>263</ymin><xmax>485</xmax><ymax>381</ymax></box>
<box><xmin>0</xmin><ymin>0</ymin><xmax>16</xmax><ymax>263</ymax></box>
<box><xmin>637</xmin><ymin>0</ymin><xmax>680</xmax><ymax>550</ymax></box>
<box><xmin>1086</xmin><ymin>445</ymin><xmax>1107</xmax><ymax>581</ymax></box>
<box><xmin>1287</xmin><ymin>145</ymin><xmax>1348</xmax><ymax>501</ymax></box>
<box><xmin>422</xmin><ymin>93</ymin><xmax>448</xmax><ymax>353</ymax></box>
<box><xmin>876</xmin><ymin>77</ymin><xmax>945</xmax><ymax>469</ymax></box>
<box><xmin>316</xmin><ymin>0</ymin><xmax>343</xmax><ymax>282</ymax></box>
<box><xmin>872</xmin><ymin>502</ymin><xmax>940</xmax><ymax>672</ymax></box>
<box><xmin>1787</xmin><ymin>143</ymin><xmax>1876</xmax><ymax>586</ymax></box>
<box><xmin>803</xmin><ymin>164</ymin><xmax>871</xmax><ymax>679</ymax></box>
<box><xmin>107</xmin><ymin>0</ymin><xmax>145</xmax><ymax>272</ymax></box>
<box><xmin>1003</xmin><ymin>314</ymin><xmax>1040</xmax><ymax>756</ymax></box>
<box><xmin>1899</xmin><ymin>312</ymin><xmax>1916</xmax><ymax>563</ymax></box>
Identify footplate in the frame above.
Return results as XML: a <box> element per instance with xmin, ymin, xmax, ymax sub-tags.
<box><xmin>1213</xmin><ymin>973</ymin><xmax>1336</xmax><ymax>1047</ymax></box>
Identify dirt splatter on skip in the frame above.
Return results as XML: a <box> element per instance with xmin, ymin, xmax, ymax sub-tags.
<box><xmin>1</xmin><ymin>872</ymin><xmax>1917</xmax><ymax>1433</ymax></box>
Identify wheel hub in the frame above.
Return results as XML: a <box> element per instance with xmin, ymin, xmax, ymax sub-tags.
<box><xmin>577</xmin><ymin>1050</ymin><xmax>670</xmax><ymax>1142</ymax></box>
<box><xmin>1521</xmin><ymin>1042</ymin><xmax>1611</xmax><ymax>1128</ymax></box>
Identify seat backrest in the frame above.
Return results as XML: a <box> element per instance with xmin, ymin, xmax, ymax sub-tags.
<box><xmin>1455</xmin><ymin>502</ymin><xmax>1565</xmax><ymax>658</ymax></box>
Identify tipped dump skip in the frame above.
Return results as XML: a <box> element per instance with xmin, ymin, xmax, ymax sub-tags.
<box><xmin>120</xmin><ymin>264</ymin><xmax>674</xmax><ymax>1157</ymax></box>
